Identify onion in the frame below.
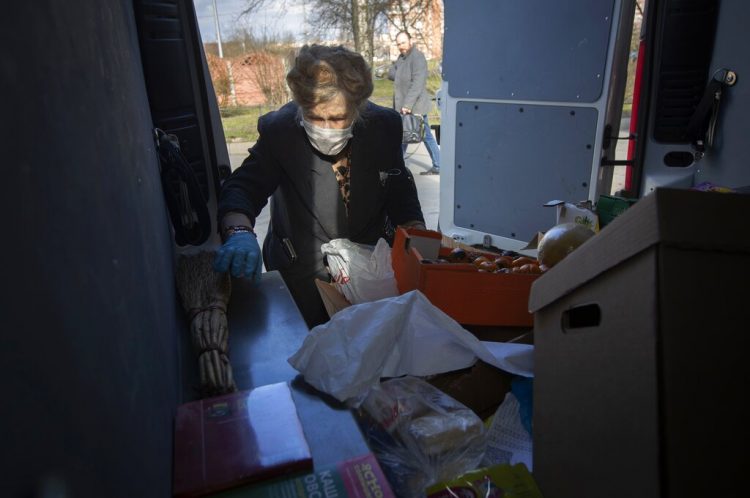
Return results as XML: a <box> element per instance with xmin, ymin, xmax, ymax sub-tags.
<box><xmin>538</xmin><ymin>223</ymin><xmax>595</xmax><ymax>269</ymax></box>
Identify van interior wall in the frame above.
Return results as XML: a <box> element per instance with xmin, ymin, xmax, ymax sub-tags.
<box><xmin>2</xmin><ymin>1</ymin><xmax>186</xmax><ymax>496</ymax></box>
<box><xmin>638</xmin><ymin>0</ymin><xmax>750</xmax><ymax>192</ymax></box>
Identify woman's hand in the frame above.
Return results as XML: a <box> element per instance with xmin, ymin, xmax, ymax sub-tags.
<box><xmin>213</xmin><ymin>231</ymin><xmax>263</xmax><ymax>284</ymax></box>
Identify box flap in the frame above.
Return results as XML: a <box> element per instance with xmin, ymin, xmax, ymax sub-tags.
<box><xmin>529</xmin><ymin>188</ymin><xmax>750</xmax><ymax>312</ymax></box>
<box><xmin>315</xmin><ymin>279</ymin><xmax>352</xmax><ymax>318</ymax></box>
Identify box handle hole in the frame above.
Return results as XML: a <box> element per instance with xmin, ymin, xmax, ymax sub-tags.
<box><xmin>562</xmin><ymin>303</ymin><xmax>601</xmax><ymax>332</ymax></box>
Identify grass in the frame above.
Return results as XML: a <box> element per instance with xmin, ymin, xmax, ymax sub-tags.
<box><xmin>220</xmin><ymin>60</ymin><xmax>444</xmax><ymax>143</ymax></box>
<box><xmin>221</xmin><ymin>106</ymin><xmax>265</xmax><ymax>143</ymax></box>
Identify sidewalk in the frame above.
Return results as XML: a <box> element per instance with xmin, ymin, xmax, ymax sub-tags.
<box><xmin>226</xmin><ymin>142</ymin><xmax>441</xmax><ymax>252</ymax></box>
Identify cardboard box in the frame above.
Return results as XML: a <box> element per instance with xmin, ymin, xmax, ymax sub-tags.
<box><xmin>315</xmin><ymin>279</ymin><xmax>352</xmax><ymax>318</ymax></box>
<box><xmin>392</xmin><ymin>228</ymin><xmax>539</xmax><ymax>327</ymax></box>
<box><xmin>528</xmin><ymin>188</ymin><xmax>750</xmax><ymax>498</ymax></box>
<box><xmin>426</xmin><ymin>360</ymin><xmax>514</xmax><ymax>421</ymax></box>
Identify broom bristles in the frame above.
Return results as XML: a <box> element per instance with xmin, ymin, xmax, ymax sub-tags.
<box><xmin>176</xmin><ymin>251</ymin><xmax>231</xmax><ymax>312</ymax></box>
<box><xmin>176</xmin><ymin>251</ymin><xmax>237</xmax><ymax>397</ymax></box>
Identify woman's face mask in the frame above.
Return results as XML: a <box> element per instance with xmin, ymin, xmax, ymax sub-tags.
<box><xmin>301</xmin><ymin>94</ymin><xmax>354</xmax><ymax>156</ymax></box>
<box><xmin>301</xmin><ymin>119</ymin><xmax>353</xmax><ymax>156</ymax></box>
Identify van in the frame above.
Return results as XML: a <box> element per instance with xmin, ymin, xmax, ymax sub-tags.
<box><xmin>4</xmin><ymin>0</ymin><xmax>747</xmax><ymax>496</ymax></box>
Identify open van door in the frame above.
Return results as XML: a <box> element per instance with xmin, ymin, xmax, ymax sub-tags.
<box><xmin>631</xmin><ymin>0</ymin><xmax>749</xmax><ymax>195</ymax></box>
<box><xmin>5</xmin><ymin>0</ymin><xmax>228</xmax><ymax>495</ymax></box>
<box><xmin>133</xmin><ymin>0</ymin><xmax>229</xmax><ymax>249</ymax></box>
<box><xmin>439</xmin><ymin>0</ymin><xmax>636</xmax><ymax>249</ymax></box>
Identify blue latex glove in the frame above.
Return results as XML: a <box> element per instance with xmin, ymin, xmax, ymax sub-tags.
<box><xmin>214</xmin><ymin>232</ymin><xmax>263</xmax><ymax>284</ymax></box>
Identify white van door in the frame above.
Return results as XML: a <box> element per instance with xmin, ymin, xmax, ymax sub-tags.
<box><xmin>439</xmin><ymin>0</ymin><xmax>634</xmax><ymax>249</ymax></box>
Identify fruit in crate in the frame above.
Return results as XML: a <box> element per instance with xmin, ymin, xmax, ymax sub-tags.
<box><xmin>477</xmin><ymin>260</ymin><xmax>497</xmax><ymax>272</ymax></box>
<box><xmin>449</xmin><ymin>247</ymin><xmax>467</xmax><ymax>261</ymax></box>
<box><xmin>494</xmin><ymin>256</ymin><xmax>513</xmax><ymax>269</ymax></box>
<box><xmin>538</xmin><ymin>222</ymin><xmax>595</xmax><ymax>269</ymax></box>
<box><xmin>443</xmin><ymin>245</ymin><xmax>545</xmax><ymax>274</ymax></box>
<box><xmin>472</xmin><ymin>255</ymin><xmax>491</xmax><ymax>267</ymax></box>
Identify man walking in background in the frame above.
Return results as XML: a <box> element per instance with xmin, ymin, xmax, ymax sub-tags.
<box><xmin>388</xmin><ymin>31</ymin><xmax>441</xmax><ymax>175</ymax></box>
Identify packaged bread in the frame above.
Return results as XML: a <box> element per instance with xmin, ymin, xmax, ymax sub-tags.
<box><xmin>407</xmin><ymin>411</ymin><xmax>485</xmax><ymax>457</ymax></box>
<box><xmin>359</xmin><ymin>376</ymin><xmax>487</xmax><ymax>497</ymax></box>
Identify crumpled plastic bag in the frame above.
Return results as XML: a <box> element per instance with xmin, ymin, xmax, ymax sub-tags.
<box><xmin>320</xmin><ymin>238</ymin><xmax>398</xmax><ymax>305</ymax></box>
<box><xmin>358</xmin><ymin>376</ymin><xmax>487</xmax><ymax>498</ymax></box>
<box><xmin>287</xmin><ymin>290</ymin><xmax>534</xmax><ymax>404</ymax></box>
<box><xmin>481</xmin><ymin>390</ymin><xmax>533</xmax><ymax>472</ymax></box>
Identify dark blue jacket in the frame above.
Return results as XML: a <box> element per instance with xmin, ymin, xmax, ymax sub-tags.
<box><xmin>218</xmin><ymin>101</ymin><xmax>424</xmax><ymax>326</ymax></box>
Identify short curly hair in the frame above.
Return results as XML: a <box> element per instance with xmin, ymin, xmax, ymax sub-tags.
<box><xmin>286</xmin><ymin>44</ymin><xmax>373</xmax><ymax>120</ymax></box>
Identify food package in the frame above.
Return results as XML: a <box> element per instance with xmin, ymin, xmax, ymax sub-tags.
<box><xmin>544</xmin><ymin>199</ymin><xmax>599</xmax><ymax>232</ymax></box>
<box><xmin>425</xmin><ymin>463</ymin><xmax>543</xmax><ymax>498</ymax></box>
<box><xmin>357</xmin><ymin>376</ymin><xmax>487</xmax><ymax>498</ymax></box>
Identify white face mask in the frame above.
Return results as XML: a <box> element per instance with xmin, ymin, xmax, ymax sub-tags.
<box><xmin>301</xmin><ymin>118</ymin><xmax>354</xmax><ymax>156</ymax></box>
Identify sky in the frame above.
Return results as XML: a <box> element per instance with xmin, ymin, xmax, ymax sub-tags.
<box><xmin>192</xmin><ymin>0</ymin><xmax>307</xmax><ymax>44</ymax></box>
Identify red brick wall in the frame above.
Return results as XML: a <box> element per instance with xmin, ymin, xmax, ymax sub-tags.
<box><xmin>206</xmin><ymin>51</ymin><xmax>286</xmax><ymax>107</ymax></box>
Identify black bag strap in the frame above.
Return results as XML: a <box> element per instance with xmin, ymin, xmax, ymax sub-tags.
<box><xmin>154</xmin><ymin>128</ymin><xmax>212</xmax><ymax>246</ymax></box>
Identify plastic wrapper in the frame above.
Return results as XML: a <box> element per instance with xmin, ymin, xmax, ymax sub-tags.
<box><xmin>288</xmin><ymin>290</ymin><xmax>534</xmax><ymax>404</ymax></box>
<box><xmin>320</xmin><ymin>238</ymin><xmax>398</xmax><ymax>304</ymax></box>
<box><xmin>481</xmin><ymin>392</ymin><xmax>533</xmax><ymax>471</ymax></box>
<box><xmin>425</xmin><ymin>463</ymin><xmax>543</xmax><ymax>498</ymax></box>
<box><xmin>357</xmin><ymin>376</ymin><xmax>487</xmax><ymax>498</ymax></box>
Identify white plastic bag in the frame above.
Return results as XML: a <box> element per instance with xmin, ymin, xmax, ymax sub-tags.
<box><xmin>321</xmin><ymin>238</ymin><xmax>398</xmax><ymax>304</ymax></box>
<box><xmin>287</xmin><ymin>290</ymin><xmax>534</xmax><ymax>404</ymax></box>
<box><xmin>481</xmin><ymin>392</ymin><xmax>533</xmax><ymax>471</ymax></box>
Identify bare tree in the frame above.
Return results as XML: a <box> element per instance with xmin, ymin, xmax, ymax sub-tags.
<box><xmin>237</xmin><ymin>0</ymin><xmax>441</xmax><ymax>68</ymax></box>
<box><xmin>245</xmin><ymin>51</ymin><xmax>290</xmax><ymax>106</ymax></box>
<box><xmin>305</xmin><ymin>0</ymin><xmax>390</xmax><ymax>66</ymax></box>
<box><xmin>206</xmin><ymin>52</ymin><xmax>231</xmax><ymax>106</ymax></box>
<box><xmin>240</xmin><ymin>0</ymin><xmax>389</xmax><ymax>66</ymax></box>
<box><xmin>382</xmin><ymin>0</ymin><xmax>439</xmax><ymax>50</ymax></box>
<box><xmin>237</xmin><ymin>0</ymin><xmax>279</xmax><ymax>17</ymax></box>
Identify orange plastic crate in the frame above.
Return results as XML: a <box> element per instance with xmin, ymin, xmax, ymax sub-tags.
<box><xmin>392</xmin><ymin>227</ymin><xmax>538</xmax><ymax>327</ymax></box>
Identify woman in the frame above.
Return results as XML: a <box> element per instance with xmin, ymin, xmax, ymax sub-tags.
<box><xmin>214</xmin><ymin>44</ymin><xmax>425</xmax><ymax>328</ymax></box>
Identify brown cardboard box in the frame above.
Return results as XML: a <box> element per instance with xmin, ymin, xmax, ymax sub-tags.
<box><xmin>528</xmin><ymin>188</ymin><xmax>750</xmax><ymax>498</ymax></box>
<box><xmin>426</xmin><ymin>360</ymin><xmax>513</xmax><ymax>421</ymax></box>
<box><xmin>315</xmin><ymin>279</ymin><xmax>351</xmax><ymax>318</ymax></box>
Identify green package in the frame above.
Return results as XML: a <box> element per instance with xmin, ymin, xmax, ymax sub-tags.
<box><xmin>425</xmin><ymin>463</ymin><xmax>544</xmax><ymax>498</ymax></box>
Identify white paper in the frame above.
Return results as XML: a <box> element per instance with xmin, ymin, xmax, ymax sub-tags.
<box><xmin>482</xmin><ymin>392</ymin><xmax>533</xmax><ymax>471</ymax></box>
<box><xmin>288</xmin><ymin>290</ymin><xmax>534</xmax><ymax>403</ymax></box>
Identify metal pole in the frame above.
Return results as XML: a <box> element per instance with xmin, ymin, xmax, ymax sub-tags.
<box><xmin>302</xmin><ymin>0</ymin><xmax>308</xmax><ymax>41</ymax></box>
<box><xmin>211</xmin><ymin>0</ymin><xmax>237</xmax><ymax>106</ymax></box>
<box><xmin>212</xmin><ymin>0</ymin><xmax>224</xmax><ymax>58</ymax></box>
